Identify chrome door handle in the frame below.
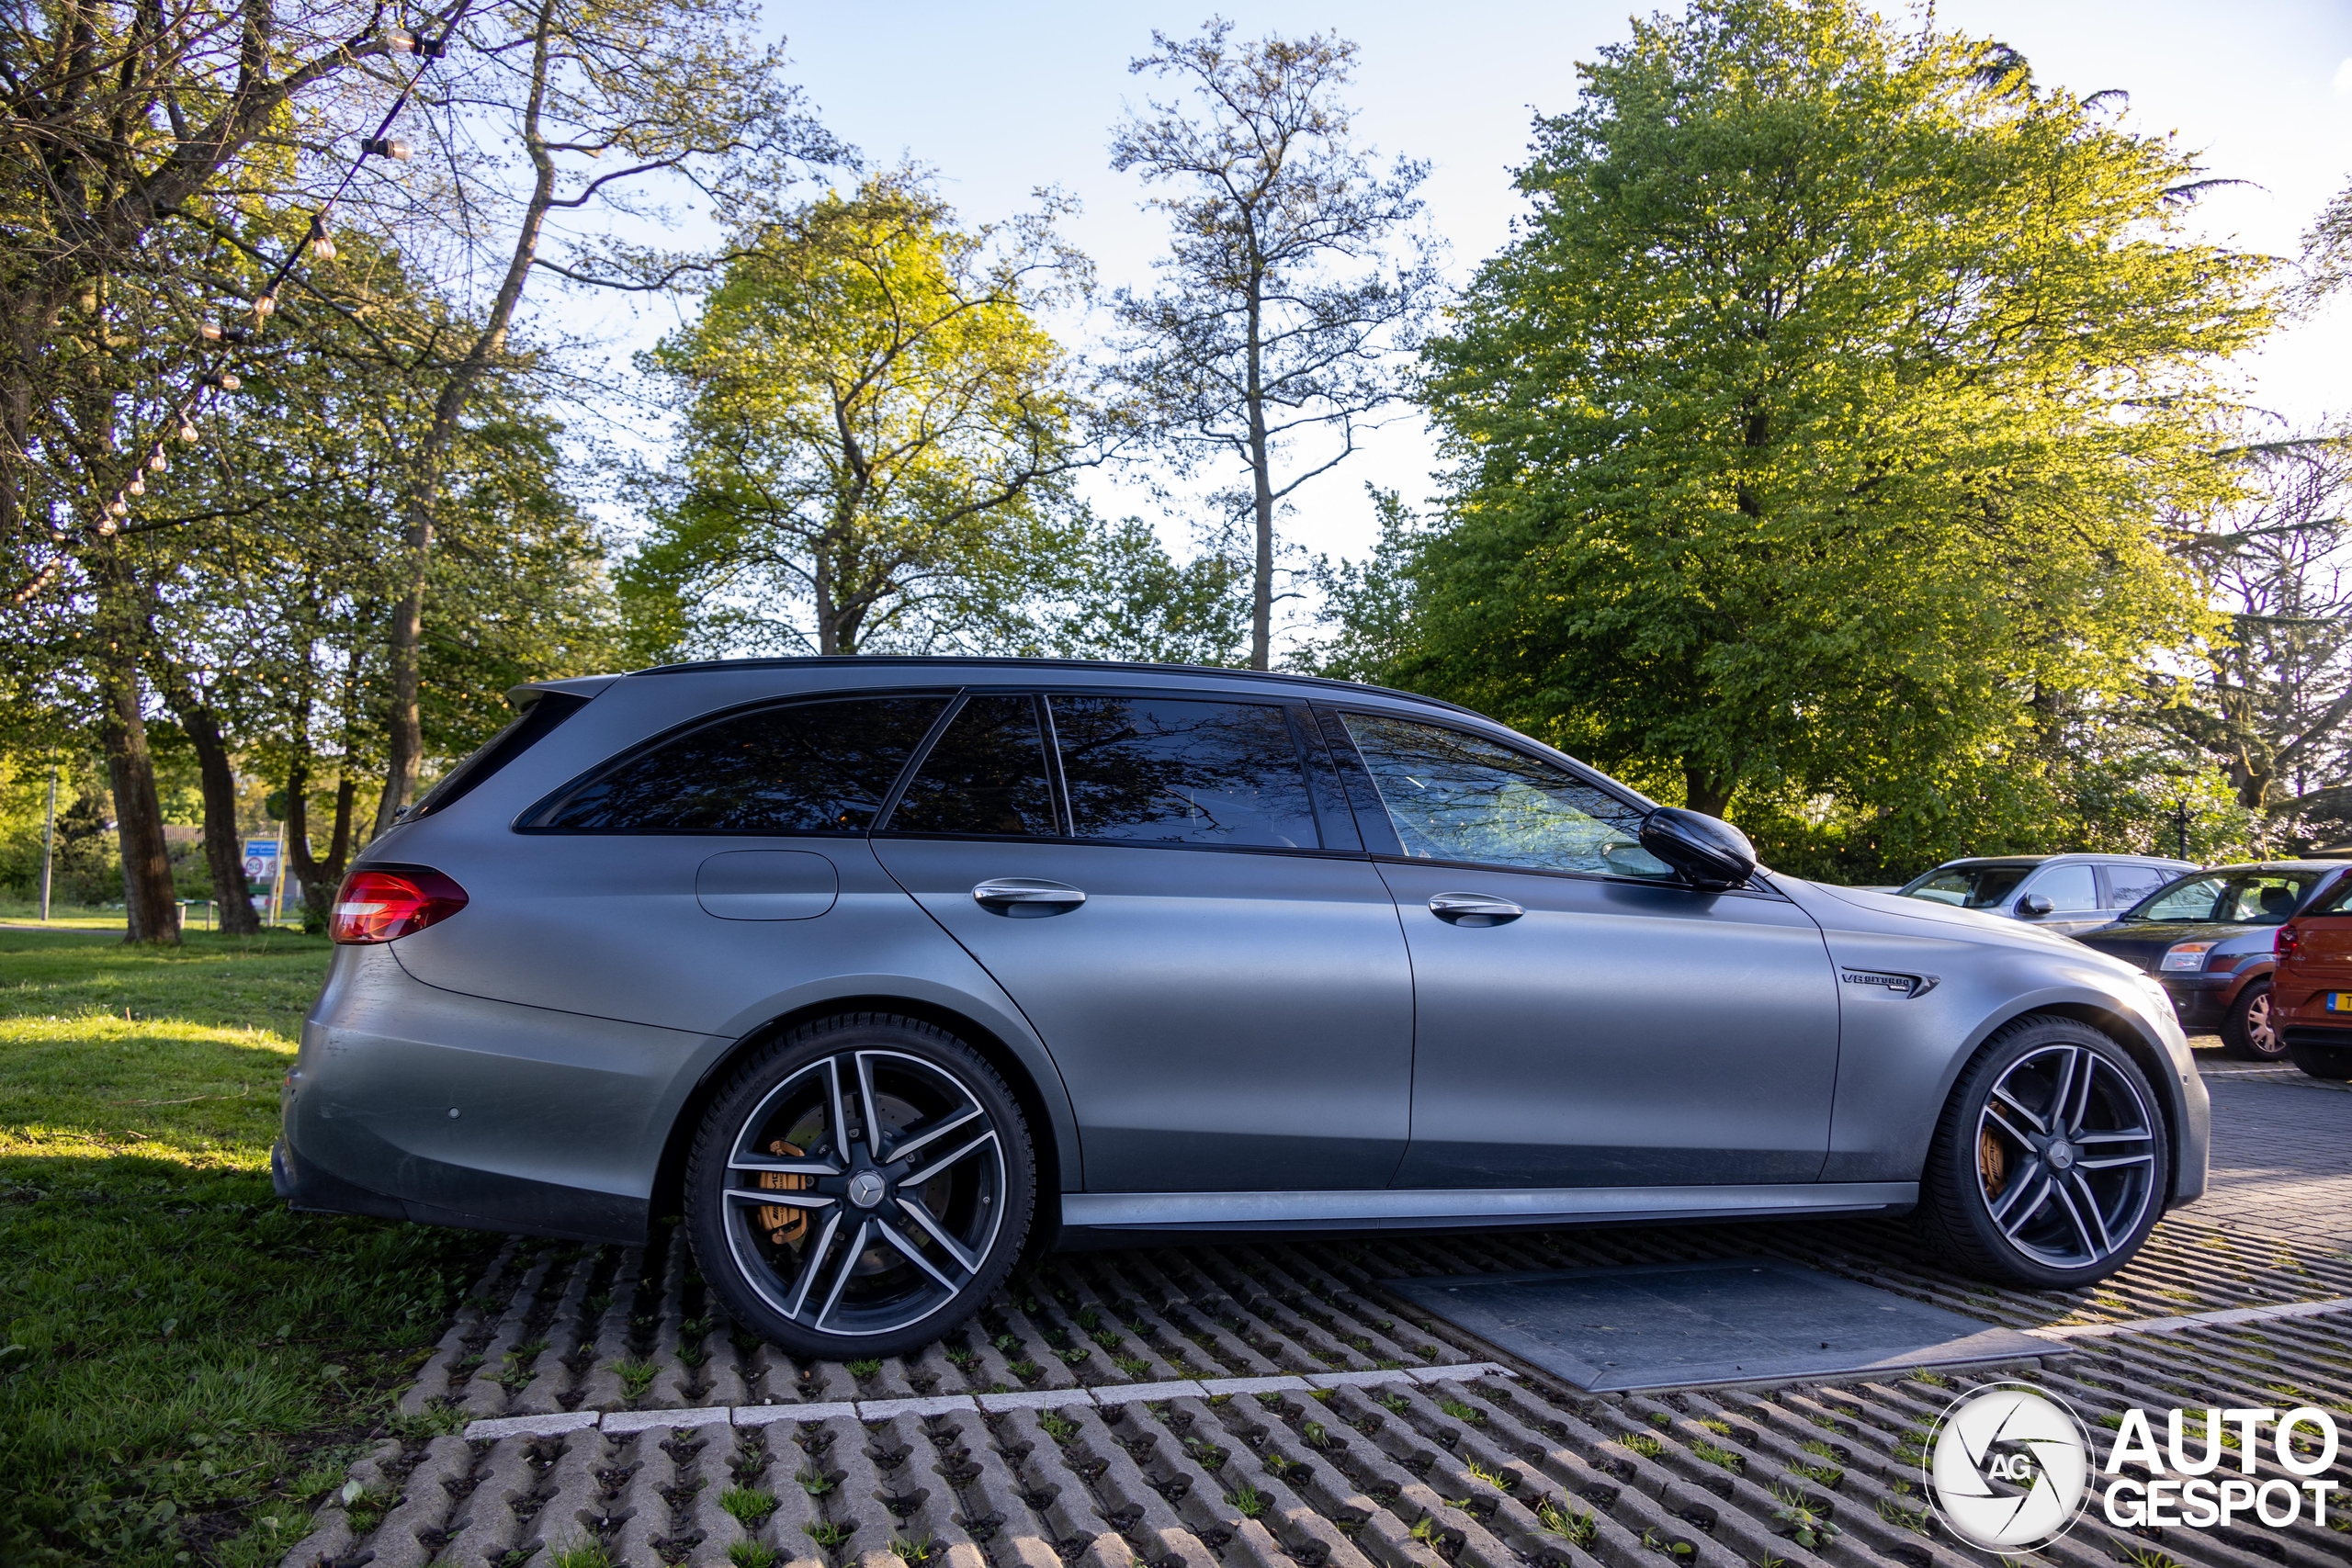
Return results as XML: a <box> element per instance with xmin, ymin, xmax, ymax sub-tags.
<box><xmin>1429</xmin><ymin>891</ymin><xmax>1523</xmax><ymax>925</ymax></box>
<box><xmin>971</xmin><ymin>878</ymin><xmax>1087</xmax><ymax>913</ymax></box>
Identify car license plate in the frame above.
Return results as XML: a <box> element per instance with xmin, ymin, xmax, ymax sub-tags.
<box><xmin>2329</xmin><ymin>994</ymin><xmax>2352</xmax><ymax>1013</ymax></box>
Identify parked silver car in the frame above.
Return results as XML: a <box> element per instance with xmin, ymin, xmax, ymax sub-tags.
<box><xmin>1895</xmin><ymin>852</ymin><xmax>2196</xmax><ymax>937</ymax></box>
<box><xmin>277</xmin><ymin>660</ymin><xmax>2209</xmax><ymax>1355</ymax></box>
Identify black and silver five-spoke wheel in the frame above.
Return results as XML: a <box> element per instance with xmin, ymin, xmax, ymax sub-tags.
<box><xmin>686</xmin><ymin>1014</ymin><xmax>1034</xmax><ymax>1357</ymax></box>
<box><xmin>1919</xmin><ymin>1015</ymin><xmax>2167</xmax><ymax>1288</ymax></box>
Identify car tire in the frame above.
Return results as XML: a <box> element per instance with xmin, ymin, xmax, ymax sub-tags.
<box><xmin>2287</xmin><ymin>1038</ymin><xmax>2352</xmax><ymax>1081</ymax></box>
<box><xmin>684</xmin><ymin>1012</ymin><xmax>1035</xmax><ymax>1359</ymax></box>
<box><xmin>1916</xmin><ymin>1013</ymin><xmax>2166</xmax><ymax>1289</ymax></box>
<box><xmin>2221</xmin><ymin>979</ymin><xmax>2284</xmax><ymax>1061</ymax></box>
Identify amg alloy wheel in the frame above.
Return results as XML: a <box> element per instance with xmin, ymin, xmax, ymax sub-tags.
<box><xmin>2222</xmin><ymin>980</ymin><xmax>2283</xmax><ymax>1061</ymax></box>
<box><xmin>685</xmin><ymin>1014</ymin><xmax>1034</xmax><ymax>1358</ymax></box>
<box><xmin>1919</xmin><ymin>1015</ymin><xmax>2165</xmax><ymax>1288</ymax></box>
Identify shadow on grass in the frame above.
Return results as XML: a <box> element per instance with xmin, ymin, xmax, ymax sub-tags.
<box><xmin>0</xmin><ymin>937</ymin><xmax>497</xmax><ymax>1568</ymax></box>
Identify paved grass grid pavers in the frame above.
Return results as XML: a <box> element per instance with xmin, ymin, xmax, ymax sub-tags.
<box><xmin>282</xmin><ymin>1055</ymin><xmax>2352</xmax><ymax>1568</ymax></box>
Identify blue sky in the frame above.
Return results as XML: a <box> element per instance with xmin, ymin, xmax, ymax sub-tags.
<box><xmin>583</xmin><ymin>1</ymin><xmax>2352</xmax><ymax>642</ymax></box>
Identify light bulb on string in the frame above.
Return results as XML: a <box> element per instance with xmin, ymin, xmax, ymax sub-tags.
<box><xmin>362</xmin><ymin>137</ymin><xmax>412</xmax><ymax>161</ymax></box>
<box><xmin>128</xmin><ymin>476</ymin><xmax>145</xmax><ymax>496</ymax></box>
<box><xmin>307</xmin><ymin>213</ymin><xmax>337</xmax><ymax>261</ymax></box>
<box><xmin>149</xmin><ymin>448</ymin><xmax>167</xmax><ymax>472</ymax></box>
<box><xmin>200</xmin><ymin>321</ymin><xmax>221</xmax><ymax>341</ymax></box>
<box><xmin>254</xmin><ymin>294</ymin><xmax>277</xmax><ymax>319</ymax></box>
<box><xmin>199</xmin><ymin>371</ymin><xmax>242</xmax><ymax>392</ymax></box>
<box><xmin>176</xmin><ymin>421</ymin><xmax>198</xmax><ymax>442</ymax></box>
<box><xmin>97</xmin><ymin>520</ymin><xmax>118</xmax><ymax>536</ymax></box>
<box><xmin>385</xmin><ymin>27</ymin><xmax>417</xmax><ymax>51</ymax></box>
<box><xmin>107</xmin><ymin>498</ymin><xmax>127</xmax><ymax>517</ymax></box>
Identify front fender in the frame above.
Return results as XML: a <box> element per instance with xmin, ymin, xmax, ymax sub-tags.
<box><xmin>1799</xmin><ymin>901</ymin><xmax>2206</xmax><ymax>1205</ymax></box>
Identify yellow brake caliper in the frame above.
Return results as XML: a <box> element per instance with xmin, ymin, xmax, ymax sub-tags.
<box><xmin>758</xmin><ymin>1140</ymin><xmax>811</xmax><ymax>1246</ymax></box>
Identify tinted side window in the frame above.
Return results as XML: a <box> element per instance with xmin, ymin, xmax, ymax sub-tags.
<box><xmin>1340</xmin><ymin>713</ymin><xmax>1672</xmax><ymax>878</ymax></box>
<box><xmin>2102</xmin><ymin>863</ymin><xmax>2177</xmax><ymax>908</ymax></box>
<box><xmin>531</xmin><ymin>696</ymin><xmax>947</xmax><ymax>831</ymax></box>
<box><xmin>413</xmin><ymin>691</ymin><xmax>587</xmax><ymax>820</ymax></box>
<box><xmin>1052</xmin><ymin>696</ymin><xmax>1318</xmax><ymax>849</ymax></box>
<box><xmin>888</xmin><ymin>694</ymin><xmax>1058</xmax><ymax>837</ymax></box>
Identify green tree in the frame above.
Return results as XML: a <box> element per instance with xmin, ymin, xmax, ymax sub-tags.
<box><xmin>1042</xmin><ymin>515</ymin><xmax>1250</xmax><ymax>667</ymax></box>
<box><xmin>629</xmin><ymin>172</ymin><xmax>1093</xmax><ymax>658</ymax></box>
<box><xmin>1374</xmin><ymin>0</ymin><xmax>2272</xmax><ymax>874</ymax></box>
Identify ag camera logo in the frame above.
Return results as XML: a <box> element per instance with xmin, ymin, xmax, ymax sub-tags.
<box><xmin>1924</xmin><ymin>1382</ymin><xmax>2092</xmax><ymax>1551</ymax></box>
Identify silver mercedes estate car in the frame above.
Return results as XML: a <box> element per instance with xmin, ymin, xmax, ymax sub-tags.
<box><xmin>276</xmin><ymin>659</ymin><xmax>2210</xmax><ymax>1356</ymax></box>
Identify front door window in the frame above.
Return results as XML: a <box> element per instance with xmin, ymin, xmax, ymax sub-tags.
<box><xmin>1340</xmin><ymin>713</ymin><xmax>1673</xmax><ymax>879</ymax></box>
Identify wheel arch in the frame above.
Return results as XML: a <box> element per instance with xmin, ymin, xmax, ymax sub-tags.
<box><xmin>650</xmin><ymin>993</ymin><xmax>1075</xmax><ymax>1243</ymax></box>
<box><xmin>1972</xmin><ymin>998</ymin><xmax>2195</xmax><ymax>1204</ymax></box>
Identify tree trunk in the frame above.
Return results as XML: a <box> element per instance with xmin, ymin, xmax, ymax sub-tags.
<box><xmin>94</xmin><ymin>558</ymin><xmax>180</xmax><ymax>944</ymax></box>
<box><xmin>165</xmin><ymin>691</ymin><xmax>263</xmax><ymax>935</ymax></box>
<box><xmin>1244</xmin><ymin>276</ymin><xmax>1272</xmax><ymax>671</ymax></box>
<box><xmin>284</xmin><ymin>752</ymin><xmax>341</xmax><ymax>921</ymax></box>
<box><xmin>1681</xmin><ymin>763</ymin><xmax>1736</xmax><ymax>820</ymax></box>
<box><xmin>375</xmin><ymin>0</ymin><xmax>565</xmax><ymax>835</ymax></box>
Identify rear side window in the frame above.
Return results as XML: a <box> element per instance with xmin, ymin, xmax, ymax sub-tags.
<box><xmin>2303</xmin><ymin>876</ymin><xmax>2352</xmax><ymax>916</ymax></box>
<box><xmin>2102</xmin><ymin>863</ymin><xmax>2177</xmax><ymax>908</ymax></box>
<box><xmin>528</xmin><ymin>695</ymin><xmax>948</xmax><ymax>831</ymax></box>
<box><xmin>411</xmin><ymin>692</ymin><xmax>587</xmax><ymax>820</ymax></box>
<box><xmin>887</xmin><ymin>694</ymin><xmax>1059</xmax><ymax>837</ymax></box>
<box><xmin>1052</xmin><ymin>695</ymin><xmax>1319</xmax><ymax>849</ymax></box>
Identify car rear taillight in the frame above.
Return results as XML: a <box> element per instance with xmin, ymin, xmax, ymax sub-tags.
<box><xmin>332</xmin><ymin>865</ymin><xmax>469</xmax><ymax>944</ymax></box>
<box><xmin>2276</xmin><ymin>923</ymin><xmax>2301</xmax><ymax>958</ymax></box>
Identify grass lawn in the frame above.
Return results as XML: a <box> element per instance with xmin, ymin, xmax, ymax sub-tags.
<box><xmin>0</xmin><ymin>928</ymin><xmax>495</xmax><ymax>1568</ymax></box>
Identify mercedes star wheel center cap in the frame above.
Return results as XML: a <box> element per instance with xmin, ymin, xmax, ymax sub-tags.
<box><xmin>847</xmin><ymin>1169</ymin><xmax>888</xmax><ymax>1209</ymax></box>
<box><xmin>2045</xmin><ymin>1140</ymin><xmax>2075</xmax><ymax>1172</ymax></box>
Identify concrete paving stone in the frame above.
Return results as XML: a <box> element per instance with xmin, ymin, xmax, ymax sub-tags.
<box><xmin>396</xmin><ymin>1236</ymin><xmax>515</xmax><ymax>1416</ymax></box>
<box><xmin>1199</xmin><ymin>1373</ymin><xmax>1314</xmax><ymax>1394</ymax></box>
<box><xmin>1089</xmin><ymin>1378</ymin><xmax>1207</xmax><ymax>1405</ymax></box>
<box><xmin>604</xmin><ymin>1403</ymin><xmax>734</xmax><ymax>1434</ymax></box>
<box><xmin>1306</xmin><ymin>1368</ymin><xmax>1415</xmax><ymax>1389</ymax></box>
<box><xmin>603</xmin><ymin>1426</ymin><xmax>676</xmax><ymax>1567</ymax></box>
<box><xmin>430</xmin><ymin>1433</ymin><xmax>538</xmax><ymax>1568</ymax></box>
<box><xmin>466</xmin><ymin>1409</ymin><xmax>601</xmax><ymax>1439</ymax></box>
<box><xmin>975</xmin><ymin>1388</ymin><xmax>1096</xmax><ymax>1412</ymax></box>
<box><xmin>646</xmin><ymin>1234</ymin><xmax>703</xmax><ymax>1410</ymax></box>
<box><xmin>459</xmin><ymin>1248</ymin><xmax>557</xmax><ymax>1416</ymax></box>
<box><xmin>859</xmin><ymin>1392</ymin><xmax>981</xmax><ymax>1417</ymax></box>
<box><xmin>352</xmin><ymin>1432</ymin><xmax>469</xmax><ymax>1568</ymax></box>
<box><xmin>512</xmin><ymin>1246</ymin><xmax>602</xmax><ymax>1414</ymax></box>
<box><xmin>544</xmin><ymin>1424</ymin><xmax>622</xmax><ymax>1553</ymax></box>
<box><xmin>738</xmin><ymin>1398</ymin><xmax>863</xmax><ymax>1425</ymax></box>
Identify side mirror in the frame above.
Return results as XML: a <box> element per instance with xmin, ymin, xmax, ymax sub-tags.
<box><xmin>2017</xmin><ymin>893</ymin><xmax>2054</xmax><ymax>918</ymax></box>
<box><xmin>1638</xmin><ymin>807</ymin><xmax>1758</xmax><ymax>891</ymax></box>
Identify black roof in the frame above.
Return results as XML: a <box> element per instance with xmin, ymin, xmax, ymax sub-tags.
<box><xmin>627</xmin><ymin>653</ymin><xmax>1485</xmax><ymax>719</ymax></box>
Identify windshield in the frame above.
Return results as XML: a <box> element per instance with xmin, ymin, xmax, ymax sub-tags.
<box><xmin>2124</xmin><ymin>870</ymin><xmax>2319</xmax><ymax>926</ymax></box>
<box><xmin>1899</xmin><ymin>863</ymin><xmax>2034</xmax><ymax>909</ymax></box>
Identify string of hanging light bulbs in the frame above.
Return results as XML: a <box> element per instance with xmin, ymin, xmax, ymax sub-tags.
<box><xmin>56</xmin><ymin>6</ymin><xmax>465</xmax><ymax>559</ymax></box>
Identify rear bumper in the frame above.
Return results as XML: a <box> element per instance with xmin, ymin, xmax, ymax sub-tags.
<box><xmin>277</xmin><ymin>944</ymin><xmax>728</xmax><ymax>1245</ymax></box>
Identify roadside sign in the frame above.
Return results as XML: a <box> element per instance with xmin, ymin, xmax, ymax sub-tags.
<box><xmin>243</xmin><ymin>839</ymin><xmax>279</xmax><ymax>882</ymax></box>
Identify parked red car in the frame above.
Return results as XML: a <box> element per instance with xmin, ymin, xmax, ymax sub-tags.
<box><xmin>2267</xmin><ymin>887</ymin><xmax>2352</xmax><ymax>1079</ymax></box>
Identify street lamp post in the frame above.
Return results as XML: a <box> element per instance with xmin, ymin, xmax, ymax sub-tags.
<box><xmin>38</xmin><ymin>764</ymin><xmax>56</xmax><ymax>921</ymax></box>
